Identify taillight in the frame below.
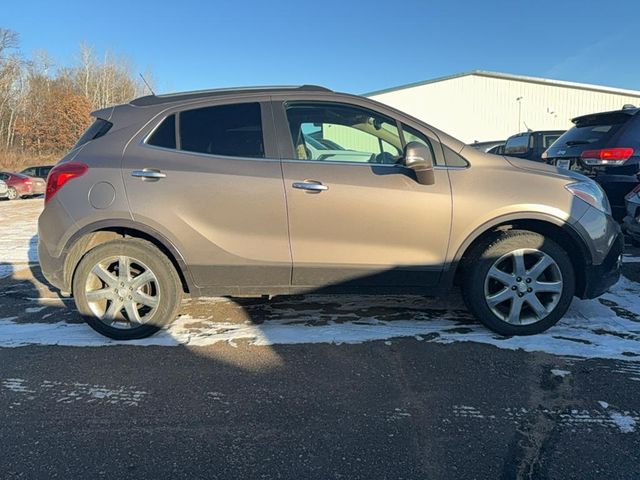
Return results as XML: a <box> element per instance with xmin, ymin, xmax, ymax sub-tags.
<box><xmin>45</xmin><ymin>162</ymin><xmax>88</xmax><ymax>204</ymax></box>
<box><xmin>581</xmin><ymin>148</ymin><xmax>634</xmax><ymax>166</ymax></box>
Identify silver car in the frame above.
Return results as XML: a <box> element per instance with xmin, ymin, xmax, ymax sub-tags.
<box><xmin>0</xmin><ymin>179</ymin><xmax>7</xmax><ymax>199</ymax></box>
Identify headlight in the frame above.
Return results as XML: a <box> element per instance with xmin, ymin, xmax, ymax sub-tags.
<box><xmin>565</xmin><ymin>181</ymin><xmax>611</xmax><ymax>214</ymax></box>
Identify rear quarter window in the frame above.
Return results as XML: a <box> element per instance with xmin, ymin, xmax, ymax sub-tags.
<box><xmin>147</xmin><ymin>114</ymin><xmax>176</xmax><ymax>149</ymax></box>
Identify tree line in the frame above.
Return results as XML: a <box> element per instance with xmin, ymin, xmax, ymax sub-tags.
<box><xmin>0</xmin><ymin>27</ymin><xmax>152</xmax><ymax>162</ymax></box>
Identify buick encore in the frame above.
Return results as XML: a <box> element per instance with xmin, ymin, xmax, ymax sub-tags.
<box><xmin>38</xmin><ymin>85</ymin><xmax>623</xmax><ymax>340</ymax></box>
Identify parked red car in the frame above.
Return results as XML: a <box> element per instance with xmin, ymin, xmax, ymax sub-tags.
<box><xmin>0</xmin><ymin>172</ymin><xmax>35</xmax><ymax>200</ymax></box>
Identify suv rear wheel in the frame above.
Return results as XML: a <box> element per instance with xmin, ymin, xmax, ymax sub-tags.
<box><xmin>72</xmin><ymin>239</ymin><xmax>183</xmax><ymax>340</ymax></box>
<box><xmin>462</xmin><ymin>230</ymin><xmax>575</xmax><ymax>335</ymax></box>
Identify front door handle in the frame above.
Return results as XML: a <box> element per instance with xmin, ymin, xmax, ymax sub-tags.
<box><xmin>292</xmin><ymin>181</ymin><xmax>328</xmax><ymax>193</ymax></box>
<box><xmin>132</xmin><ymin>169</ymin><xmax>166</xmax><ymax>181</ymax></box>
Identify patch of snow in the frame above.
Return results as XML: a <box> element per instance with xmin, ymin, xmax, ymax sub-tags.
<box><xmin>453</xmin><ymin>404</ymin><xmax>640</xmax><ymax>433</ymax></box>
<box><xmin>598</xmin><ymin>401</ymin><xmax>609</xmax><ymax>409</ymax></box>
<box><xmin>2</xmin><ymin>377</ymin><xmax>148</xmax><ymax>406</ymax></box>
<box><xmin>551</xmin><ymin>369</ymin><xmax>571</xmax><ymax>378</ymax></box>
<box><xmin>609</xmin><ymin>411</ymin><xmax>636</xmax><ymax>433</ymax></box>
<box><xmin>25</xmin><ymin>306</ymin><xmax>47</xmax><ymax>313</ymax></box>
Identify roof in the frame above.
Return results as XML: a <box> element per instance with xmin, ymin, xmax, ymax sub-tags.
<box><xmin>364</xmin><ymin>70</ymin><xmax>640</xmax><ymax>98</ymax></box>
<box><xmin>130</xmin><ymin>84</ymin><xmax>333</xmax><ymax>107</ymax></box>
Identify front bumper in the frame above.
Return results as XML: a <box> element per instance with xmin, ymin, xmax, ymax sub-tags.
<box><xmin>581</xmin><ymin>231</ymin><xmax>623</xmax><ymax>299</ymax></box>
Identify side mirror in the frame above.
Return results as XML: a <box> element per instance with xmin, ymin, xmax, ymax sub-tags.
<box><xmin>403</xmin><ymin>141</ymin><xmax>435</xmax><ymax>185</ymax></box>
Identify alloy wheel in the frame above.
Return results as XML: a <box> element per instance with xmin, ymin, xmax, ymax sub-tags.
<box><xmin>483</xmin><ymin>248</ymin><xmax>563</xmax><ymax>325</ymax></box>
<box><xmin>84</xmin><ymin>255</ymin><xmax>160</xmax><ymax>329</ymax></box>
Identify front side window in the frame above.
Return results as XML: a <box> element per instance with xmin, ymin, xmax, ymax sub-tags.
<box><xmin>180</xmin><ymin>103</ymin><xmax>264</xmax><ymax>158</ymax></box>
<box><xmin>286</xmin><ymin>103</ymin><xmax>402</xmax><ymax>164</ymax></box>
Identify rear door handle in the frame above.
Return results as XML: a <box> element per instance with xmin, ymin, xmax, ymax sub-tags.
<box><xmin>132</xmin><ymin>169</ymin><xmax>166</xmax><ymax>181</ymax></box>
<box><xmin>292</xmin><ymin>181</ymin><xmax>328</xmax><ymax>193</ymax></box>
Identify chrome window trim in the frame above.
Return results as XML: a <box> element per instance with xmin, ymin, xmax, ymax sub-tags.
<box><xmin>140</xmin><ymin>142</ymin><xmax>281</xmax><ymax>163</ymax></box>
<box><xmin>281</xmin><ymin>158</ymin><xmax>400</xmax><ymax>168</ymax></box>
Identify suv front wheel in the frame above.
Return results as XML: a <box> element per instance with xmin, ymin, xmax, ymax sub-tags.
<box><xmin>463</xmin><ymin>230</ymin><xmax>575</xmax><ymax>335</ymax></box>
<box><xmin>72</xmin><ymin>239</ymin><xmax>183</xmax><ymax>340</ymax></box>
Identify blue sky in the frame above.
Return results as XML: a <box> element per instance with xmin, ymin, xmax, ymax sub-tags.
<box><xmin>3</xmin><ymin>0</ymin><xmax>639</xmax><ymax>95</ymax></box>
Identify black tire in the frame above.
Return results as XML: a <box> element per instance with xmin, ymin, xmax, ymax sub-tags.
<box><xmin>462</xmin><ymin>230</ymin><xmax>575</xmax><ymax>336</ymax></box>
<box><xmin>72</xmin><ymin>238</ymin><xmax>183</xmax><ymax>340</ymax></box>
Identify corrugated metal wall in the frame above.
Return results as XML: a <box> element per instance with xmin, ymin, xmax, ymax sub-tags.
<box><xmin>368</xmin><ymin>75</ymin><xmax>640</xmax><ymax>144</ymax></box>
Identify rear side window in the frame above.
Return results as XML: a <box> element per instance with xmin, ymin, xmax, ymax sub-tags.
<box><xmin>147</xmin><ymin>114</ymin><xmax>176</xmax><ymax>149</ymax></box>
<box><xmin>74</xmin><ymin>118</ymin><xmax>112</xmax><ymax>149</ymax></box>
<box><xmin>180</xmin><ymin>103</ymin><xmax>264</xmax><ymax>158</ymax></box>
<box><xmin>504</xmin><ymin>135</ymin><xmax>530</xmax><ymax>154</ymax></box>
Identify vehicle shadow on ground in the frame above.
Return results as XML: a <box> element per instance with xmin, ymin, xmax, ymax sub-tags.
<box><xmin>16</xmin><ymin>231</ymin><xmax>596</xmax><ymax>342</ymax></box>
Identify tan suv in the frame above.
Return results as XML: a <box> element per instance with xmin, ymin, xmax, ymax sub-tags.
<box><xmin>38</xmin><ymin>85</ymin><xmax>623</xmax><ymax>340</ymax></box>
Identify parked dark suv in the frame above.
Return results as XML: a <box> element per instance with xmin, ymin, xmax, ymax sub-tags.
<box><xmin>504</xmin><ymin>130</ymin><xmax>565</xmax><ymax>162</ymax></box>
<box><xmin>543</xmin><ymin>107</ymin><xmax>640</xmax><ymax>220</ymax></box>
<box><xmin>38</xmin><ymin>85</ymin><xmax>622</xmax><ymax>340</ymax></box>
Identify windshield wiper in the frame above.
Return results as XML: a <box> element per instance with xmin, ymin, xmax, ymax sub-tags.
<box><xmin>564</xmin><ymin>140</ymin><xmax>590</xmax><ymax>146</ymax></box>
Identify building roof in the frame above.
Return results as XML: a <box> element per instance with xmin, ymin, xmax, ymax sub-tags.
<box><xmin>130</xmin><ymin>84</ymin><xmax>333</xmax><ymax>107</ymax></box>
<box><xmin>364</xmin><ymin>70</ymin><xmax>640</xmax><ymax>98</ymax></box>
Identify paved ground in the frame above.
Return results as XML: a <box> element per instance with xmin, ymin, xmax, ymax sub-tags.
<box><xmin>1</xmin><ymin>198</ymin><xmax>640</xmax><ymax>479</ymax></box>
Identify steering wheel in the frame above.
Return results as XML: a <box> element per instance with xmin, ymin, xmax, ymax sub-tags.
<box><xmin>371</xmin><ymin>152</ymin><xmax>397</xmax><ymax>164</ymax></box>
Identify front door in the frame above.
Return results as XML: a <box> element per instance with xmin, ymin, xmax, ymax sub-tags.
<box><xmin>275</xmin><ymin>100</ymin><xmax>452</xmax><ymax>289</ymax></box>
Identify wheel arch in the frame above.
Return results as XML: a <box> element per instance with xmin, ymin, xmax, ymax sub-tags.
<box><xmin>62</xmin><ymin>220</ymin><xmax>195</xmax><ymax>295</ymax></box>
<box><xmin>448</xmin><ymin>213</ymin><xmax>592</xmax><ymax>298</ymax></box>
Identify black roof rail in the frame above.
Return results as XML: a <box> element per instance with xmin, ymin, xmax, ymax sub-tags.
<box><xmin>130</xmin><ymin>84</ymin><xmax>334</xmax><ymax>107</ymax></box>
<box><xmin>298</xmin><ymin>84</ymin><xmax>333</xmax><ymax>92</ymax></box>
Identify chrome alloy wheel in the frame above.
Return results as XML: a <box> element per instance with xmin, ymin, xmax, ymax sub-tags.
<box><xmin>84</xmin><ymin>255</ymin><xmax>160</xmax><ymax>329</ymax></box>
<box><xmin>483</xmin><ymin>248</ymin><xmax>563</xmax><ymax>325</ymax></box>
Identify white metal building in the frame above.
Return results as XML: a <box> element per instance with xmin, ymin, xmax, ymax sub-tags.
<box><xmin>365</xmin><ymin>71</ymin><xmax>640</xmax><ymax>144</ymax></box>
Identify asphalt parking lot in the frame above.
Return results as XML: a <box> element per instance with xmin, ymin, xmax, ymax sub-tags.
<box><xmin>1</xmin><ymin>198</ymin><xmax>640</xmax><ymax>479</ymax></box>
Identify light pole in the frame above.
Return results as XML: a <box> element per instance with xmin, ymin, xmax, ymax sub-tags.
<box><xmin>516</xmin><ymin>96</ymin><xmax>523</xmax><ymax>132</ymax></box>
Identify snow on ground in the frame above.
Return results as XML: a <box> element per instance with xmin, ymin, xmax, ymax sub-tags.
<box><xmin>0</xmin><ymin>198</ymin><xmax>40</xmax><ymax>279</ymax></box>
<box><xmin>2</xmin><ymin>198</ymin><xmax>640</xmax><ymax>362</ymax></box>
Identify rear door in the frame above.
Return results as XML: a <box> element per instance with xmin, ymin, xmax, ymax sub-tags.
<box><xmin>272</xmin><ymin>96</ymin><xmax>452</xmax><ymax>289</ymax></box>
<box><xmin>123</xmin><ymin>98</ymin><xmax>291</xmax><ymax>290</ymax></box>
